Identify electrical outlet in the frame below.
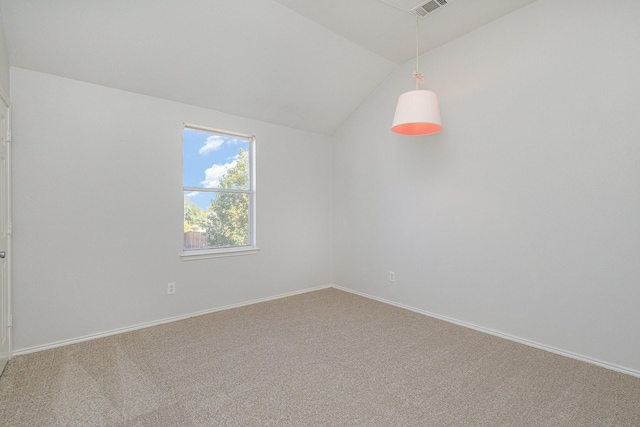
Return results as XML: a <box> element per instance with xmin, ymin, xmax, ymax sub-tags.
<box><xmin>389</xmin><ymin>271</ymin><xmax>396</xmax><ymax>282</ymax></box>
<box><xmin>167</xmin><ymin>282</ymin><xmax>176</xmax><ymax>295</ymax></box>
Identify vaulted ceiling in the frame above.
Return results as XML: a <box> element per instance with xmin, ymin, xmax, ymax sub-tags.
<box><xmin>0</xmin><ymin>0</ymin><xmax>537</xmax><ymax>135</ymax></box>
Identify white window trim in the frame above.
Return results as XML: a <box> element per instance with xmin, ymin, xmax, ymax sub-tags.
<box><xmin>181</xmin><ymin>123</ymin><xmax>258</xmax><ymax>260</ymax></box>
<box><xmin>180</xmin><ymin>246</ymin><xmax>259</xmax><ymax>261</ymax></box>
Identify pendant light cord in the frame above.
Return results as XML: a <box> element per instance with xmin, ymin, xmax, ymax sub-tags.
<box><xmin>412</xmin><ymin>13</ymin><xmax>424</xmax><ymax>90</ymax></box>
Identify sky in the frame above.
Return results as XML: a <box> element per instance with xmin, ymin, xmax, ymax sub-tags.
<box><xmin>183</xmin><ymin>128</ymin><xmax>249</xmax><ymax>210</ymax></box>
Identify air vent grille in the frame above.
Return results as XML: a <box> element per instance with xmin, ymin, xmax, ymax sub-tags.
<box><xmin>412</xmin><ymin>0</ymin><xmax>448</xmax><ymax>17</ymax></box>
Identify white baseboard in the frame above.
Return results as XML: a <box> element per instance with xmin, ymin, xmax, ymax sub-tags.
<box><xmin>14</xmin><ymin>283</ymin><xmax>640</xmax><ymax>379</ymax></box>
<box><xmin>331</xmin><ymin>284</ymin><xmax>640</xmax><ymax>379</ymax></box>
<box><xmin>13</xmin><ymin>284</ymin><xmax>332</xmax><ymax>357</ymax></box>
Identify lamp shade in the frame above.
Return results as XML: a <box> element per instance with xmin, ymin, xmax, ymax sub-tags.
<box><xmin>391</xmin><ymin>89</ymin><xmax>442</xmax><ymax>135</ymax></box>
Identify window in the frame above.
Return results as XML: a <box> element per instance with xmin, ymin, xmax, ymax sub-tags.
<box><xmin>182</xmin><ymin>124</ymin><xmax>257</xmax><ymax>259</ymax></box>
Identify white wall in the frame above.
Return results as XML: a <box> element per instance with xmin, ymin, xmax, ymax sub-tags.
<box><xmin>0</xmin><ymin>7</ymin><xmax>9</xmax><ymax>97</ymax></box>
<box><xmin>11</xmin><ymin>67</ymin><xmax>332</xmax><ymax>351</ymax></box>
<box><xmin>333</xmin><ymin>0</ymin><xmax>640</xmax><ymax>373</ymax></box>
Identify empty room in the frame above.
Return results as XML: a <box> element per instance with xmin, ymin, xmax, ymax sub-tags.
<box><xmin>0</xmin><ymin>0</ymin><xmax>639</xmax><ymax>425</ymax></box>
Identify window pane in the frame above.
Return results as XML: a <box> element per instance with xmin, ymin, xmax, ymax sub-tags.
<box><xmin>184</xmin><ymin>191</ymin><xmax>249</xmax><ymax>250</ymax></box>
<box><xmin>183</xmin><ymin>128</ymin><xmax>249</xmax><ymax>190</ymax></box>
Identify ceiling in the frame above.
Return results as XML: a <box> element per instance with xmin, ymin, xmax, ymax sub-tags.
<box><xmin>0</xmin><ymin>0</ymin><xmax>537</xmax><ymax>135</ymax></box>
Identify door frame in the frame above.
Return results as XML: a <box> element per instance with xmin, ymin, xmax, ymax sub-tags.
<box><xmin>0</xmin><ymin>86</ymin><xmax>11</xmax><ymax>370</ymax></box>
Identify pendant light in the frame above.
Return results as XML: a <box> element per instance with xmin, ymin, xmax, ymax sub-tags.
<box><xmin>392</xmin><ymin>14</ymin><xmax>442</xmax><ymax>136</ymax></box>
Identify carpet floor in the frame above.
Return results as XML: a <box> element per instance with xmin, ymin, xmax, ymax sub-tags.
<box><xmin>1</xmin><ymin>288</ymin><xmax>639</xmax><ymax>426</ymax></box>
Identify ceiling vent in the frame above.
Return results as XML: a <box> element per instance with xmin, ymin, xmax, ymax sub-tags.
<box><xmin>380</xmin><ymin>0</ymin><xmax>451</xmax><ymax>17</ymax></box>
<box><xmin>412</xmin><ymin>0</ymin><xmax>448</xmax><ymax>17</ymax></box>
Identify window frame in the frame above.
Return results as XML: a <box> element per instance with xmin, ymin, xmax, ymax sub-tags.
<box><xmin>181</xmin><ymin>123</ymin><xmax>258</xmax><ymax>260</ymax></box>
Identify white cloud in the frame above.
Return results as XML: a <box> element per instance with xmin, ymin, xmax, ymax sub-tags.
<box><xmin>201</xmin><ymin>160</ymin><xmax>237</xmax><ymax>188</ymax></box>
<box><xmin>198</xmin><ymin>135</ymin><xmax>225</xmax><ymax>154</ymax></box>
<box><xmin>184</xmin><ymin>191</ymin><xmax>200</xmax><ymax>198</ymax></box>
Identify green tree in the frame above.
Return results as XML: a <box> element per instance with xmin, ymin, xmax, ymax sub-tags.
<box><xmin>204</xmin><ymin>148</ymin><xmax>249</xmax><ymax>246</ymax></box>
<box><xmin>184</xmin><ymin>197</ymin><xmax>207</xmax><ymax>232</ymax></box>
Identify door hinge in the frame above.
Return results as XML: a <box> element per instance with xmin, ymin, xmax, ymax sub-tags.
<box><xmin>7</xmin><ymin>314</ymin><xmax>11</xmax><ymax>327</ymax></box>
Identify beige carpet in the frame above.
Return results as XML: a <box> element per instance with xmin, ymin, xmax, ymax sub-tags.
<box><xmin>1</xmin><ymin>288</ymin><xmax>639</xmax><ymax>426</ymax></box>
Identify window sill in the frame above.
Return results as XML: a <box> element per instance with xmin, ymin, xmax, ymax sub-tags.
<box><xmin>181</xmin><ymin>247</ymin><xmax>260</xmax><ymax>261</ymax></box>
